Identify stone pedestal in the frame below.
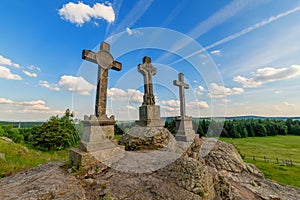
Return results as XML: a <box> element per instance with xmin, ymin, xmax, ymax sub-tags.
<box><xmin>70</xmin><ymin>115</ymin><xmax>124</xmax><ymax>168</ymax></box>
<box><xmin>175</xmin><ymin>116</ymin><xmax>196</xmax><ymax>142</ymax></box>
<box><xmin>136</xmin><ymin>105</ymin><xmax>165</xmax><ymax>127</ymax></box>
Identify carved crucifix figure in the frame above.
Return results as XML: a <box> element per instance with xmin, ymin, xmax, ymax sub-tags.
<box><xmin>173</xmin><ymin>73</ymin><xmax>189</xmax><ymax>120</ymax></box>
<box><xmin>82</xmin><ymin>42</ymin><xmax>122</xmax><ymax>117</ymax></box>
<box><xmin>138</xmin><ymin>56</ymin><xmax>157</xmax><ymax>105</ymax></box>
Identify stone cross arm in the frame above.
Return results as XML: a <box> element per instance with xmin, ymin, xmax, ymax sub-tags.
<box><xmin>173</xmin><ymin>73</ymin><xmax>189</xmax><ymax>89</ymax></box>
<box><xmin>82</xmin><ymin>50</ymin><xmax>122</xmax><ymax>71</ymax></box>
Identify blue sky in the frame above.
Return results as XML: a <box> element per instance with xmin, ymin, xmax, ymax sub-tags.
<box><xmin>1</xmin><ymin>0</ymin><xmax>300</xmax><ymax>121</ymax></box>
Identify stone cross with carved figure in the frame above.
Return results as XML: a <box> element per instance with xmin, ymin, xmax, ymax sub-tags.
<box><xmin>138</xmin><ymin>56</ymin><xmax>157</xmax><ymax>106</ymax></box>
<box><xmin>82</xmin><ymin>42</ymin><xmax>122</xmax><ymax>117</ymax></box>
<box><xmin>173</xmin><ymin>73</ymin><xmax>189</xmax><ymax>120</ymax></box>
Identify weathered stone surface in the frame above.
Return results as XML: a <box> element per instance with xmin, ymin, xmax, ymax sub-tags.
<box><xmin>119</xmin><ymin>126</ymin><xmax>176</xmax><ymax>151</ymax></box>
<box><xmin>175</xmin><ymin>116</ymin><xmax>196</xmax><ymax>142</ymax></box>
<box><xmin>0</xmin><ymin>162</ymin><xmax>86</xmax><ymax>200</ymax></box>
<box><xmin>138</xmin><ymin>56</ymin><xmax>156</xmax><ymax>106</ymax></box>
<box><xmin>82</xmin><ymin>41</ymin><xmax>122</xmax><ymax>117</ymax></box>
<box><xmin>0</xmin><ymin>136</ymin><xmax>14</xmax><ymax>143</ymax></box>
<box><xmin>173</xmin><ymin>73</ymin><xmax>197</xmax><ymax>142</ymax></box>
<box><xmin>136</xmin><ymin>105</ymin><xmax>165</xmax><ymax>127</ymax></box>
<box><xmin>1</xmin><ymin>138</ymin><xmax>300</xmax><ymax>200</ymax></box>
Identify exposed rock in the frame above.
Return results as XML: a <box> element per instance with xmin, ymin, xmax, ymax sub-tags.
<box><xmin>0</xmin><ymin>136</ymin><xmax>14</xmax><ymax>143</ymax></box>
<box><xmin>0</xmin><ymin>162</ymin><xmax>86</xmax><ymax>200</ymax></box>
<box><xmin>1</xmin><ymin>137</ymin><xmax>299</xmax><ymax>200</ymax></box>
<box><xmin>119</xmin><ymin>126</ymin><xmax>177</xmax><ymax>151</ymax></box>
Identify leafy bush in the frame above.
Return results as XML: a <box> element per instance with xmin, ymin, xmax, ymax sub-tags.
<box><xmin>32</xmin><ymin>109</ymin><xmax>79</xmax><ymax>151</ymax></box>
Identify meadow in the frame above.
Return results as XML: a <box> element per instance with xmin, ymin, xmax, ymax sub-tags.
<box><xmin>0</xmin><ymin>140</ymin><xmax>69</xmax><ymax>177</ymax></box>
<box><xmin>220</xmin><ymin>135</ymin><xmax>300</xmax><ymax>187</ymax></box>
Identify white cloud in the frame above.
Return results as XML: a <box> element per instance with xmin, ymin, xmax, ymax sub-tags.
<box><xmin>284</xmin><ymin>101</ymin><xmax>295</xmax><ymax>107</ymax></box>
<box><xmin>27</xmin><ymin>65</ymin><xmax>41</xmax><ymax>72</ymax></box>
<box><xmin>23</xmin><ymin>70</ymin><xmax>37</xmax><ymax>78</ymax></box>
<box><xmin>208</xmin><ymin>83</ymin><xmax>244</xmax><ymax>98</ymax></box>
<box><xmin>194</xmin><ymin>85</ymin><xmax>206</xmax><ymax>97</ymax></box>
<box><xmin>234</xmin><ymin>65</ymin><xmax>300</xmax><ymax>88</ymax></box>
<box><xmin>233</xmin><ymin>76</ymin><xmax>262</xmax><ymax>88</ymax></box>
<box><xmin>0</xmin><ymin>55</ymin><xmax>20</xmax><ymax>68</ymax></box>
<box><xmin>107</xmin><ymin>88</ymin><xmax>143</xmax><ymax>103</ymax></box>
<box><xmin>275</xmin><ymin>90</ymin><xmax>282</xmax><ymax>94</ymax></box>
<box><xmin>39</xmin><ymin>80</ymin><xmax>60</xmax><ymax>91</ymax></box>
<box><xmin>187</xmin><ymin>101</ymin><xmax>209</xmax><ymax>109</ymax></box>
<box><xmin>0</xmin><ymin>98</ymin><xmax>14</xmax><ymax>104</ymax></box>
<box><xmin>58</xmin><ymin>2</ymin><xmax>115</xmax><ymax>26</ymax></box>
<box><xmin>125</xmin><ymin>27</ymin><xmax>142</xmax><ymax>36</ymax></box>
<box><xmin>125</xmin><ymin>105</ymin><xmax>136</xmax><ymax>110</ymax></box>
<box><xmin>126</xmin><ymin>27</ymin><xmax>132</xmax><ymax>35</ymax></box>
<box><xmin>210</xmin><ymin>50</ymin><xmax>221</xmax><ymax>56</ymax></box>
<box><xmin>159</xmin><ymin>100</ymin><xmax>180</xmax><ymax>108</ymax></box>
<box><xmin>0</xmin><ymin>98</ymin><xmax>59</xmax><ymax>113</ymax></box>
<box><xmin>59</xmin><ymin>75</ymin><xmax>95</xmax><ymax>95</ymax></box>
<box><xmin>0</xmin><ymin>66</ymin><xmax>22</xmax><ymax>80</ymax></box>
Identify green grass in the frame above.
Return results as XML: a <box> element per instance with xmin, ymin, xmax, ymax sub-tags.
<box><xmin>0</xmin><ymin>140</ymin><xmax>69</xmax><ymax>177</ymax></box>
<box><xmin>219</xmin><ymin>136</ymin><xmax>300</xmax><ymax>187</ymax></box>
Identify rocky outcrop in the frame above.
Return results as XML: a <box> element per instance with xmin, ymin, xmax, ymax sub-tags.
<box><xmin>119</xmin><ymin>126</ymin><xmax>177</xmax><ymax>151</ymax></box>
<box><xmin>0</xmin><ymin>162</ymin><xmax>86</xmax><ymax>200</ymax></box>
<box><xmin>1</xmin><ymin>137</ymin><xmax>299</xmax><ymax>200</ymax></box>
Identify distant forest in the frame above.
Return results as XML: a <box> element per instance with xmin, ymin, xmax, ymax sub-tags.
<box><xmin>164</xmin><ymin>118</ymin><xmax>300</xmax><ymax>138</ymax></box>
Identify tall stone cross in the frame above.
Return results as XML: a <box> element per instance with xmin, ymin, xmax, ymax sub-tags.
<box><xmin>82</xmin><ymin>42</ymin><xmax>122</xmax><ymax>117</ymax></box>
<box><xmin>173</xmin><ymin>73</ymin><xmax>189</xmax><ymax>119</ymax></box>
<box><xmin>138</xmin><ymin>56</ymin><xmax>156</xmax><ymax>105</ymax></box>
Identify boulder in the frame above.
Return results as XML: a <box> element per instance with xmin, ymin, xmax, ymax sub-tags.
<box><xmin>119</xmin><ymin>126</ymin><xmax>177</xmax><ymax>151</ymax></box>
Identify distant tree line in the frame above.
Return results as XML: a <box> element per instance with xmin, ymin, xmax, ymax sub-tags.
<box><xmin>0</xmin><ymin>109</ymin><xmax>79</xmax><ymax>151</ymax></box>
<box><xmin>164</xmin><ymin>118</ymin><xmax>300</xmax><ymax>138</ymax></box>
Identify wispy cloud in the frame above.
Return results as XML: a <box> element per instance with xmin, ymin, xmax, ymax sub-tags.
<box><xmin>39</xmin><ymin>80</ymin><xmax>60</xmax><ymax>91</ymax></box>
<box><xmin>0</xmin><ymin>66</ymin><xmax>22</xmax><ymax>80</ymax></box>
<box><xmin>210</xmin><ymin>50</ymin><xmax>221</xmax><ymax>56</ymax></box>
<box><xmin>111</xmin><ymin>0</ymin><xmax>154</xmax><ymax>34</ymax></box>
<box><xmin>169</xmin><ymin>5</ymin><xmax>300</xmax><ymax>66</ymax></box>
<box><xmin>234</xmin><ymin>65</ymin><xmax>300</xmax><ymax>88</ymax></box>
<box><xmin>188</xmin><ymin>0</ymin><xmax>259</xmax><ymax>39</ymax></box>
<box><xmin>58</xmin><ymin>2</ymin><xmax>115</xmax><ymax>26</ymax></box>
<box><xmin>125</xmin><ymin>27</ymin><xmax>142</xmax><ymax>36</ymax></box>
<box><xmin>23</xmin><ymin>70</ymin><xmax>37</xmax><ymax>78</ymax></box>
<box><xmin>284</xmin><ymin>101</ymin><xmax>295</xmax><ymax>107</ymax></box>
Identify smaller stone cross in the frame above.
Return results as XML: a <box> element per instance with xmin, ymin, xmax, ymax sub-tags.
<box><xmin>173</xmin><ymin>73</ymin><xmax>189</xmax><ymax>119</ymax></box>
<box><xmin>82</xmin><ymin>42</ymin><xmax>122</xmax><ymax>117</ymax></box>
<box><xmin>138</xmin><ymin>56</ymin><xmax>157</xmax><ymax>105</ymax></box>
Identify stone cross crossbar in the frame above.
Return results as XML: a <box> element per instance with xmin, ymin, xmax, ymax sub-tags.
<box><xmin>173</xmin><ymin>73</ymin><xmax>189</xmax><ymax>119</ymax></box>
<box><xmin>82</xmin><ymin>42</ymin><xmax>122</xmax><ymax>117</ymax></box>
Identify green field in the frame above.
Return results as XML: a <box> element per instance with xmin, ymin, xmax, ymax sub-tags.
<box><xmin>219</xmin><ymin>136</ymin><xmax>300</xmax><ymax>187</ymax></box>
<box><xmin>0</xmin><ymin>140</ymin><xmax>69</xmax><ymax>177</ymax></box>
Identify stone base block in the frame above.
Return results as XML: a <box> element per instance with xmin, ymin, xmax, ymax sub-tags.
<box><xmin>79</xmin><ymin>139</ymin><xmax>116</xmax><ymax>152</ymax></box>
<box><xmin>175</xmin><ymin>130</ymin><xmax>196</xmax><ymax>142</ymax></box>
<box><xmin>70</xmin><ymin>148</ymin><xmax>101</xmax><ymax>168</ymax></box>
<box><xmin>70</xmin><ymin>146</ymin><xmax>125</xmax><ymax>168</ymax></box>
<box><xmin>136</xmin><ymin>105</ymin><xmax>165</xmax><ymax>127</ymax></box>
<box><xmin>175</xmin><ymin>116</ymin><xmax>196</xmax><ymax>142</ymax></box>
